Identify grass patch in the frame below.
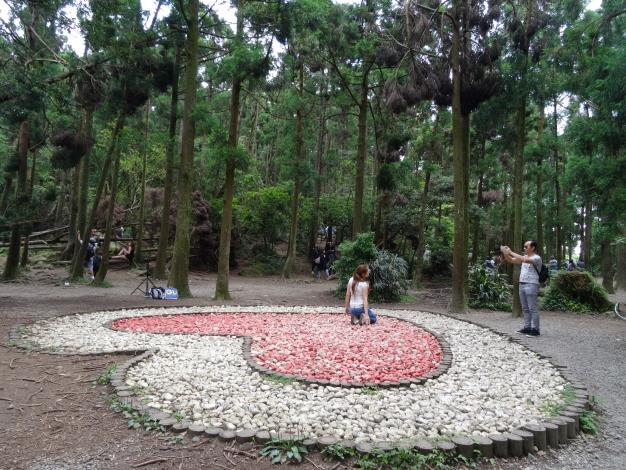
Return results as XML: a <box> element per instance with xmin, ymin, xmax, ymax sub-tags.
<box><xmin>108</xmin><ymin>396</ymin><xmax>165</xmax><ymax>432</ymax></box>
<box><xmin>538</xmin><ymin>384</ymin><xmax>577</xmax><ymax>416</ymax></box>
<box><xmin>354</xmin><ymin>447</ymin><xmax>485</xmax><ymax>469</ymax></box>
<box><xmin>95</xmin><ymin>364</ymin><xmax>118</xmax><ymax>385</ymax></box>
<box><xmin>399</xmin><ymin>293</ymin><xmax>416</xmax><ymax>302</ymax></box>
<box><xmin>360</xmin><ymin>386</ymin><xmax>379</xmax><ymax>396</ymax></box>
<box><xmin>580</xmin><ymin>410</ymin><xmax>600</xmax><ymax>434</ymax></box>
<box><xmin>262</xmin><ymin>373</ymin><xmax>296</xmax><ymax>385</ymax></box>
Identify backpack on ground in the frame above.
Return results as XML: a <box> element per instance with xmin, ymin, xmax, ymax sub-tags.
<box><xmin>150</xmin><ymin>287</ymin><xmax>166</xmax><ymax>299</ymax></box>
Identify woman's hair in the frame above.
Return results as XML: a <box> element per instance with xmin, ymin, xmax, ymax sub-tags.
<box><xmin>351</xmin><ymin>264</ymin><xmax>369</xmax><ymax>294</ymax></box>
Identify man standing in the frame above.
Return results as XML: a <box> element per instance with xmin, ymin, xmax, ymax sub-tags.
<box><xmin>501</xmin><ymin>241</ymin><xmax>542</xmax><ymax>337</ymax></box>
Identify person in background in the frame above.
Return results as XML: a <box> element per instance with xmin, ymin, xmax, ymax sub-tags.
<box><xmin>549</xmin><ymin>255</ymin><xmax>558</xmax><ymax>272</ymax></box>
<box><xmin>77</xmin><ymin>230</ymin><xmax>97</xmax><ymax>280</ymax></box>
<box><xmin>92</xmin><ymin>247</ymin><xmax>102</xmax><ymax>280</ymax></box>
<box><xmin>311</xmin><ymin>245</ymin><xmax>322</xmax><ymax>279</ymax></box>
<box><xmin>113</xmin><ymin>240</ymin><xmax>135</xmax><ymax>264</ymax></box>
<box><xmin>344</xmin><ymin>264</ymin><xmax>377</xmax><ymax>325</ymax></box>
<box><xmin>567</xmin><ymin>259</ymin><xmax>575</xmax><ymax>271</ymax></box>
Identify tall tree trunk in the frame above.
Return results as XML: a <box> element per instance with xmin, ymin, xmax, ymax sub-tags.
<box><xmin>95</xmin><ymin>144</ymin><xmax>122</xmax><ymax>284</ymax></box>
<box><xmin>511</xmin><ymin>98</ymin><xmax>527</xmax><ymax>318</ymax></box>
<box><xmin>584</xmin><ymin>201</ymin><xmax>592</xmax><ymax>265</ymax></box>
<box><xmin>471</xmin><ymin>174</ymin><xmax>483</xmax><ymax>265</ymax></box>
<box><xmin>450</xmin><ymin>13</ymin><xmax>468</xmax><ymax>313</ymax></box>
<box><xmin>601</xmin><ymin>239</ymin><xmax>615</xmax><ymax>293</ymax></box>
<box><xmin>3</xmin><ymin>121</ymin><xmax>29</xmax><ymax>280</ymax></box>
<box><xmin>413</xmin><ymin>169</ymin><xmax>431</xmax><ymax>288</ymax></box>
<box><xmin>53</xmin><ymin>170</ymin><xmax>66</xmax><ymax>226</ymax></box>
<box><xmin>283</xmin><ymin>63</ymin><xmax>305</xmax><ymax>278</ymax></box>
<box><xmin>61</xmin><ymin>166</ymin><xmax>80</xmax><ymax>259</ymax></box>
<box><xmin>615</xmin><ymin>240</ymin><xmax>626</xmax><ymax>290</ymax></box>
<box><xmin>352</xmin><ymin>63</ymin><xmax>372</xmax><ymax>237</ymax></box>
<box><xmin>215</xmin><ymin>3</ymin><xmax>243</xmax><ymax>300</ymax></box>
<box><xmin>511</xmin><ymin>0</ymin><xmax>533</xmax><ymax>317</ymax></box>
<box><xmin>168</xmin><ymin>0</ymin><xmax>199</xmax><ymax>298</ymax></box>
<box><xmin>308</xmin><ymin>91</ymin><xmax>327</xmax><ymax>257</ymax></box>
<box><xmin>135</xmin><ymin>101</ymin><xmax>150</xmax><ymax>265</ymax></box>
<box><xmin>70</xmin><ymin>113</ymin><xmax>125</xmax><ymax>279</ymax></box>
<box><xmin>536</xmin><ymin>102</ymin><xmax>545</xmax><ymax>256</ymax></box>
<box><xmin>0</xmin><ymin>175</ymin><xmax>12</xmax><ymax>214</ymax></box>
<box><xmin>553</xmin><ymin>97</ymin><xmax>563</xmax><ymax>269</ymax></box>
<box><xmin>155</xmin><ymin>45</ymin><xmax>180</xmax><ymax>280</ymax></box>
<box><xmin>20</xmin><ymin>149</ymin><xmax>38</xmax><ymax>267</ymax></box>
<box><xmin>76</xmin><ymin>108</ymin><xmax>93</xmax><ymax>242</ymax></box>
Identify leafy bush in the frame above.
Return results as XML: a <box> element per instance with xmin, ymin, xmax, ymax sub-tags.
<box><xmin>422</xmin><ymin>250</ymin><xmax>451</xmax><ymax>278</ymax></box>
<box><xmin>239</xmin><ymin>185</ymin><xmax>290</xmax><ymax>250</ymax></box>
<box><xmin>369</xmin><ymin>251</ymin><xmax>409</xmax><ymax>302</ymax></box>
<box><xmin>259</xmin><ymin>438</ymin><xmax>308</xmax><ymax>464</ymax></box>
<box><xmin>333</xmin><ymin>232</ymin><xmax>379</xmax><ymax>294</ymax></box>
<box><xmin>542</xmin><ymin>271</ymin><xmax>612</xmax><ymax>313</ymax></box>
<box><xmin>333</xmin><ymin>233</ymin><xmax>409</xmax><ymax>303</ymax></box>
<box><xmin>239</xmin><ymin>251</ymin><xmax>284</xmax><ymax>276</ymax></box>
<box><xmin>468</xmin><ymin>264</ymin><xmax>511</xmax><ymax>311</ymax></box>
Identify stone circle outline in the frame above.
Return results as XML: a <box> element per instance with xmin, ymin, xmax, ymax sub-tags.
<box><xmin>7</xmin><ymin>304</ymin><xmax>591</xmax><ymax>459</ymax></box>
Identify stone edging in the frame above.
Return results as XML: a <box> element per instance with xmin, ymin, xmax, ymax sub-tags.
<box><xmin>6</xmin><ymin>306</ymin><xmax>592</xmax><ymax>460</ymax></box>
<box><xmin>104</xmin><ymin>311</ymin><xmax>452</xmax><ymax>388</ymax></box>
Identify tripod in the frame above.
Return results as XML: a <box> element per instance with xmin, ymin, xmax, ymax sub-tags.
<box><xmin>131</xmin><ymin>261</ymin><xmax>157</xmax><ymax>297</ymax></box>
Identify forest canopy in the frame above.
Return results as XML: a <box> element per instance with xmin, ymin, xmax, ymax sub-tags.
<box><xmin>0</xmin><ymin>0</ymin><xmax>624</xmax><ymax>307</ymax></box>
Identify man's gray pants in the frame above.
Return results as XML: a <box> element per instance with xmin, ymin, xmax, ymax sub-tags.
<box><xmin>520</xmin><ymin>282</ymin><xmax>540</xmax><ymax>330</ymax></box>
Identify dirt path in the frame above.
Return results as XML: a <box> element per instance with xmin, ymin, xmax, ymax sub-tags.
<box><xmin>1</xmin><ymin>266</ymin><xmax>624</xmax><ymax>469</ymax></box>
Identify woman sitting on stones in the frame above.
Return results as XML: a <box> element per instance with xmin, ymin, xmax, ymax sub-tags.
<box><xmin>344</xmin><ymin>264</ymin><xmax>377</xmax><ymax>325</ymax></box>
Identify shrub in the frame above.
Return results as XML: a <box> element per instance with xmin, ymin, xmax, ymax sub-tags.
<box><xmin>542</xmin><ymin>271</ymin><xmax>612</xmax><ymax>313</ymax></box>
<box><xmin>333</xmin><ymin>232</ymin><xmax>379</xmax><ymax>294</ymax></box>
<box><xmin>468</xmin><ymin>264</ymin><xmax>511</xmax><ymax>311</ymax></box>
<box><xmin>239</xmin><ymin>250</ymin><xmax>284</xmax><ymax>276</ymax></box>
<box><xmin>369</xmin><ymin>250</ymin><xmax>409</xmax><ymax>302</ymax></box>
<box><xmin>334</xmin><ymin>233</ymin><xmax>409</xmax><ymax>302</ymax></box>
<box><xmin>422</xmin><ymin>250</ymin><xmax>451</xmax><ymax>278</ymax></box>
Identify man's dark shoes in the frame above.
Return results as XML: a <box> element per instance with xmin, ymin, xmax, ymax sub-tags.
<box><xmin>525</xmin><ymin>328</ymin><xmax>540</xmax><ymax>337</ymax></box>
<box><xmin>517</xmin><ymin>327</ymin><xmax>531</xmax><ymax>334</ymax></box>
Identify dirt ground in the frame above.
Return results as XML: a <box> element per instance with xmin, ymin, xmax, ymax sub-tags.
<box><xmin>0</xmin><ymin>265</ymin><xmax>625</xmax><ymax>470</ymax></box>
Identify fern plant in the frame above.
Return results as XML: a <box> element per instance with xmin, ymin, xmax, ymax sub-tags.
<box><xmin>468</xmin><ymin>264</ymin><xmax>511</xmax><ymax>311</ymax></box>
<box><xmin>369</xmin><ymin>250</ymin><xmax>409</xmax><ymax>302</ymax></box>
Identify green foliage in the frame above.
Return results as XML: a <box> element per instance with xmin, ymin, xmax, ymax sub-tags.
<box><xmin>538</xmin><ymin>384</ymin><xmax>576</xmax><ymax>417</ymax></box>
<box><xmin>333</xmin><ymin>232</ymin><xmax>379</xmax><ymax>294</ymax></box>
<box><xmin>239</xmin><ymin>251</ymin><xmax>284</xmax><ymax>276</ymax></box>
<box><xmin>321</xmin><ymin>443</ymin><xmax>357</xmax><ymax>461</ymax></box>
<box><xmin>580</xmin><ymin>410</ymin><xmax>599</xmax><ymax>435</ymax></box>
<box><xmin>95</xmin><ymin>363</ymin><xmax>118</xmax><ymax>385</ymax></box>
<box><xmin>109</xmin><ymin>398</ymin><xmax>165</xmax><ymax>432</ymax></box>
<box><xmin>333</xmin><ymin>233</ymin><xmax>409</xmax><ymax>302</ymax></box>
<box><xmin>360</xmin><ymin>386</ymin><xmax>379</xmax><ymax>396</ymax></box>
<box><xmin>261</xmin><ymin>373</ymin><xmax>295</xmax><ymax>385</ymax></box>
<box><xmin>368</xmin><ymin>250</ymin><xmax>409</xmax><ymax>302</ymax></box>
<box><xmin>468</xmin><ymin>264</ymin><xmax>512</xmax><ymax>311</ymax></box>
<box><xmin>239</xmin><ymin>185</ymin><xmax>290</xmax><ymax>250</ymax></box>
<box><xmin>542</xmin><ymin>272</ymin><xmax>612</xmax><ymax>313</ymax></box>
<box><xmin>422</xmin><ymin>250</ymin><xmax>452</xmax><ymax>279</ymax></box>
<box><xmin>354</xmin><ymin>447</ymin><xmax>483</xmax><ymax>469</ymax></box>
<box><xmin>259</xmin><ymin>438</ymin><xmax>308</xmax><ymax>464</ymax></box>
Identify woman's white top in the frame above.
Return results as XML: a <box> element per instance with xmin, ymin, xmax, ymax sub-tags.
<box><xmin>347</xmin><ymin>278</ymin><xmax>368</xmax><ymax>307</ymax></box>
<box><xmin>520</xmin><ymin>255</ymin><xmax>542</xmax><ymax>284</ymax></box>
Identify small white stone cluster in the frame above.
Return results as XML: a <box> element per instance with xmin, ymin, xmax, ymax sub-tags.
<box><xmin>25</xmin><ymin>306</ymin><xmax>567</xmax><ymax>443</ymax></box>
